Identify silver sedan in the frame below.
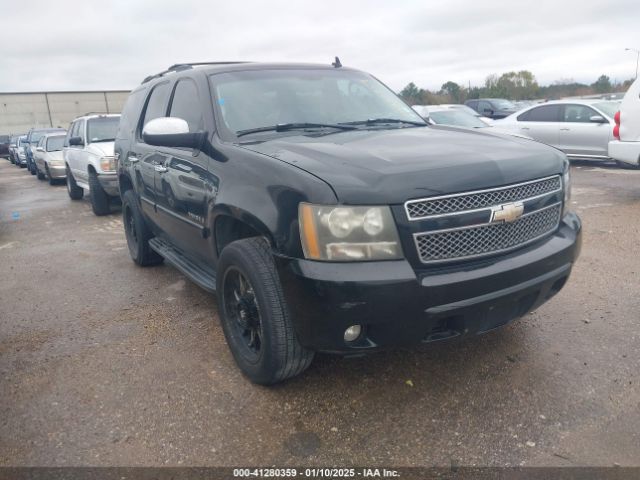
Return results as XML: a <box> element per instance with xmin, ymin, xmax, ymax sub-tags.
<box><xmin>495</xmin><ymin>100</ymin><xmax>620</xmax><ymax>160</ymax></box>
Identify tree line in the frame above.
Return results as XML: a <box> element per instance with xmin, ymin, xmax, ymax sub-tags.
<box><xmin>399</xmin><ymin>71</ymin><xmax>634</xmax><ymax>105</ymax></box>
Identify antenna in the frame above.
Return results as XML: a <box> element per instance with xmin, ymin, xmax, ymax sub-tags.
<box><xmin>332</xmin><ymin>56</ymin><xmax>342</xmax><ymax>68</ymax></box>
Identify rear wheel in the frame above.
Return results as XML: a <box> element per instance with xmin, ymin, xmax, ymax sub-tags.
<box><xmin>122</xmin><ymin>190</ymin><xmax>163</xmax><ymax>266</ymax></box>
<box><xmin>615</xmin><ymin>159</ymin><xmax>640</xmax><ymax>170</ymax></box>
<box><xmin>46</xmin><ymin>165</ymin><xmax>57</xmax><ymax>185</ymax></box>
<box><xmin>66</xmin><ymin>165</ymin><xmax>84</xmax><ymax>200</ymax></box>
<box><xmin>217</xmin><ymin>237</ymin><xmax>314</xmax><ymax>385</ymax></box>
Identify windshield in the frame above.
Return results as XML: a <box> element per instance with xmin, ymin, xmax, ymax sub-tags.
<box><xmin>492</xmin><ymin>99</ymin><xmax>516</xmax><ymax>110</ymax></box>
<box><xmin>429</xmin><ymin>110</ymin><xmax>488</xmax><ymax>128</ymax></box>
<box><xmin>210</xmin><ymin>69</ymin><xmax>424</xmax><ymax>138</ymax></box>
<box><xmin>46</xmin><ymin>136</ymin><xmax>65</xmax><ymax>152</ymax></box>
<box><xmin>87</xmin><ymin>117</ymin><xmax>119</xmax><ymax>143</ymax></box>
<box><xmin>593</xmin><ymin>101</ymin><xmax>620</xmax><ymax>118</ymax></box>
<box><xmin>30</xmin><ymin>129</ymin><xmax>64</xmax><ymax>143</ymax></box>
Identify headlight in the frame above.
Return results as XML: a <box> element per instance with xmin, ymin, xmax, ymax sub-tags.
<box><xmin>100</xmin><ymin>156</ymin><xmax>116</xmax><ymax>171</ymax></box>
<box><xmin>562</xmin><ymin>167</ymin><xmax>571</xmax><ymax>215</ymax></box>
<box><xmin>299</xmin><ymin>203</ymin><xmax>403</xmax><ymax>261</ymax></box>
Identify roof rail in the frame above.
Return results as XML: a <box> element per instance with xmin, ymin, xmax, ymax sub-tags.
<box><xmin>141</xmin><ymin>62</ymin><xmax>251</xmax><ymax>84</ymax></box>
<box><xmin>83</xmin><ymin>112</ymin><xmax>111</xmax><ymax>116</ymax></box>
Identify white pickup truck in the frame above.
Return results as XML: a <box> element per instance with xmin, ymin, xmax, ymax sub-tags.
<box><xmin>608</xmin><ymin>77</ymin><xmax>640</xmax><ymax>168</ymax></box>
<box><xmin>63</xmin><ymin>114</ymin><xmax>121</xmax><ymax>215</ymax></box>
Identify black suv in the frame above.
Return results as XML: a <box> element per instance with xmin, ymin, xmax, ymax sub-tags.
<box><xmin>116</xmin><ymin>61</ymin><xmax>581</xmax><ymax>384</ymax></box>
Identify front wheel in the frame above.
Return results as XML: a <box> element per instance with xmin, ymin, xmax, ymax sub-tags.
<box><xmin>89</xmin><ymin>170</ymin><xmax>111</xmax><ymax>216</ymax></box>
<box><xmin>217</xmin><ymin>237</ymin><xmax>314</xmax><ymax>385</ymax></box>
<box><xmin>36</xmin><ymin>165</ymin><xmax>45</xmax><ymax>180</ymax></box>
<box><xmin>66</xmin><ymin>166</ymin><xmax>84</xmax><ymax>200</ymax></box>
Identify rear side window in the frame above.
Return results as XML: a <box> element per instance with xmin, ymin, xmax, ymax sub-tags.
<box><xmin>517</xmin><ymin>105</ymin><xmax>561</xmax><ymax>122</ymax></box>
<box><xmin>117</xmin><ymin>89</ymin><xmax>146</xmax><ymax>140</ymax></box>
<box><xmin>169</xmin><ymin>79</ymin><xmax>204</xmax><ymax>132</ymax></box>
<box><xmin>142</xmin><ymin>82</ymin><xmax>171</xmax><ymax>129</ymax></box>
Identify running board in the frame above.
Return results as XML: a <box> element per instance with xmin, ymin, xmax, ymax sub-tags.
<box><xmin>149</xmin><ymin>237</ymin><xmax>216</xmax><ymax>293</ymax></box>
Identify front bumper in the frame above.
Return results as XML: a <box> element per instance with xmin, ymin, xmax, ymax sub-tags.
<box><xmin>276</xmin><ymin>213</ymin><xmax>581</xmax><ymax>353</ymax></box>
<box><xmin>608</xmin><ymin>140</ymin><xmax>640</xmax><ymax>165</ymax></box>
<box><xmin>47</xmin><ymin>164</ymin><xmax>66</xmax><ymax>179</ymax></box>
<box><xmin>98</xmin><ymin>172</ymin><xmax>119</xmax><ymax>196</ymax></box>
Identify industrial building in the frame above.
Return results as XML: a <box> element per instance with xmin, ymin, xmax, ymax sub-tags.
<box><xmin>0</xmin><ymin>90</ymin><xmax>130</xmax><ymax>135</ymax></box>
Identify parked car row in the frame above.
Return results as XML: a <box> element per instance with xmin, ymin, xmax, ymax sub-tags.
<box><xmin>6</xmin><ymin>61</ymin><xmax>582</xmax><ymax>386</ymax></box>
<box><xmin>5</xmin><ymin>114</ymin><xmax>121</xmax><ymax>214</ymax></box>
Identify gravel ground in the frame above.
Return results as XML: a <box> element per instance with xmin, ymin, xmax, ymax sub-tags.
<box><xmin>0</xmin><ymin>159</ymin><xmax>638</xmax><ymax>467</ymax></box>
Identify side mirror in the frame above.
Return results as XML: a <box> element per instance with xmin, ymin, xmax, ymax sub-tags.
<box><xmin>69</xmin><ymin>136</ymin><xmax>84</xmax><ymax>146</ymax></box>
<box><xmin>142</xmin><ymin>117</ymin><xmax>206</xmax><ymax>149</ymax></box>
<box><xmin>36</xmin><ymin>147</ymin><xmax>44</xmax><ymax>152</ymax></box>
<box><xmin>589</xmin><ymin>115</ymin><xmax>606</xmax><ymax>123</ymax></box>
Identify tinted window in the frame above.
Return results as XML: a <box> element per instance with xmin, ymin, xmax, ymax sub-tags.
<box><xmin>169</xmin><ymin>79</ymin><xmax>204</xmax><ymax>132</ymax></box>
<box><xmin>563</xmin><ymin>104</ymin><xmax>598</xmax><ymax>123</ymax></box>
<box><xmin>478</xmin><ymin>100</ymin><xmax>492</xmax><ymax>113</ymax></box>
<box><xmin>518</xmin><ymin>105</ymin><xmax>561</xmax><ymax>122</ymax></box>
<box><xmin>117</xmin><ymin>89</ymin><xmax>146</xmax><ymax>139</ymax></box>
<box><xmin>142</xmin><ymin>82</ymin><xmax>170</xmax><ymax>129</ymax></box>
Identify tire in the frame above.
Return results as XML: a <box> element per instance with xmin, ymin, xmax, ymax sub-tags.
<box><xmin>36</xmin><ymin>165</ymin><xmax>45</xmax><ymax>180</ymax></box>
<box><xmin>47</xmin><ymin>166</ymin><xmax>57</xmax><ymax>185</ymax></box>
<box><xmin>88</xmin><ymin>170</ymin><xmax>111</xmax><ymax>216</ymax></box>
<box><xmin>217</xmin><ymin>237</ymin><xmax>314</xmax><ymax>385</ymax></box>
<box><xmin>615</xmin><ymin>159</ymin><xmax>640</xmax><ymax>170</ymax></box>
<box><xmin>29</xmin><ymin>161</ymin><xmax>36</xmax><ymax>175</ymax></box>
<box><xmin>122</xmin><ymin>189</ymin><xmax>163</xmax><ymax>266</ymax></box>
<box><xmin>66</xmin><ymin>165</ymin><xmax>84</xmax><ymax>200</ymax></box>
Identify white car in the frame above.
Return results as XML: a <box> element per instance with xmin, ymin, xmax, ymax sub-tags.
<box><xmin>63</xmin><ymin>114</ymin><xmax>121</xmax><ymax>215</ymax></box>
<box><xmin>412</xmin><ymin>104</ymin><xmax>533</xmax><ymax>139</ymax></box>
<box><xmin>608</xmin><ymin>77</ymin><xmax>640</xmax><ymax>168</ymax></box>
<box><xmin>412</xmin><ymin>104</ymin><xmax>493</xmax><ymax>124</ymax></box>
<box><xmin>33</xmin><ymin>132</ymin><xmax>67</xmax><ymax>185</ymax></box>
<box><xmin>496</xmin><ymin>99</ymin><xmax>620</xmax><ymax>161</ymax></box>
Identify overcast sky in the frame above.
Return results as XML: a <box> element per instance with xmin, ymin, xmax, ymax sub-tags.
<box><xmin>1</xmin><ymin>0</ymin><xmax>638</xmax><ymax>93</ymax></box>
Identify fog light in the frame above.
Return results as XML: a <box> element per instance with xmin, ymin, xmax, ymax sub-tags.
<box><xmin>344</xmin><ymin>325</ymin><xmax>362</xmax><ymax>342</ymax></box>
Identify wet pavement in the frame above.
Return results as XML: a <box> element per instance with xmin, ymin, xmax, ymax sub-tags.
<box><xmin>0</xmin><ymin>159</ymin><xmax>639</xmax><ymax>467</ymax></box>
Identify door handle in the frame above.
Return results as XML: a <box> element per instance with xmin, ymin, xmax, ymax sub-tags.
<box><xmin>560</xmin><ymin>128</ymin><xmax>570</xmax><ymax>131</ymax></box>
<box><xmin>520</xmin><ymin>127</ymin><xmax>530</xmax><ymax>130</ymax></box>
<box><xmin>154</xmin><ymin>164</ymin><xmax>168</xmax><ymax>173</ymax></box>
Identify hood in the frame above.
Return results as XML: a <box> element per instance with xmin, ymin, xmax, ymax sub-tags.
<box><xmin>240</xmin><ymin>126</ymin><xmax>566</xmax><ymax>204</ymax></box>
<box><xmin>86</xmin><ymin>141</ymin><xmax>115</xmax><ymax>157</ymax></box>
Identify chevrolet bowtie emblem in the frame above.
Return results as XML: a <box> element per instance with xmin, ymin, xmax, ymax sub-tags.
<box><xmin>490</xmin><ymin>201</ymin><xmax>524</xmax><ymax>223</ymax></box>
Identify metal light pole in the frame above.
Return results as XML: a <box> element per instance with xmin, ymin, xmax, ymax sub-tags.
<box><xmin>625</xmin><ymin>47</ymin><xmax>639</xmax><ymax>79</ymax></box>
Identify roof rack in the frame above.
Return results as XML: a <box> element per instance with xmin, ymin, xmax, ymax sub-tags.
<box><xmin>141</xmin><ymin>62</ymin><xmax>250</xmax><ymax>84</ymax></box>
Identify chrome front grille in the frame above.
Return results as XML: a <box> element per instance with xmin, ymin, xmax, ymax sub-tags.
<box><xmin>415</xmin><ymin>203</ymin><xmax>562</xmax><ymax>263</ymax></box>
<box><xmin>405</xmin><ymin>176</ymin><xmax>562</xmax><ymax>220</ymax></box>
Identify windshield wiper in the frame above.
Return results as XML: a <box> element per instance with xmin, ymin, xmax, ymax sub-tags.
<box><xmin>236</xmin><ymin>122</ymin><xmax>357</xmax><ymax>137</ymax></box>
<box><xmin>341</xmin><ymin>118</ymin><xmax>427</xmax><ymax>127</ymax></box>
